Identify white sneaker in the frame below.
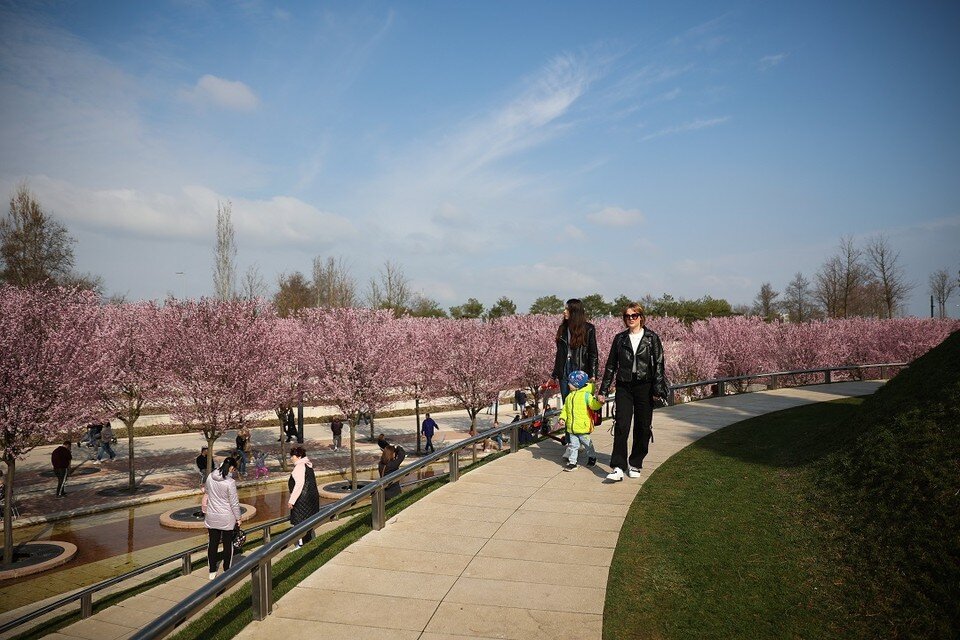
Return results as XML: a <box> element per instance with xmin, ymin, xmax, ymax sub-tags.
<box><xmin>606</xmin><ymin>467</ymin><xmax>624</xmax><ymax>482</ymax></box>
<box><xmin>627</xmin><ymin>467</ymin><xmax>641</xmax><ymax>478</ymax></box>
<box><xmin>208</xmin><ymin>572</ymin><xmax>217</xmax><ymax>580</ymax></box>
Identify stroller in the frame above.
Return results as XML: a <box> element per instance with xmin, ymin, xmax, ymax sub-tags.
<box><xmin>251</xmin><ymin>451</ymin><xmax>270</xmax><ymax>479</ymax></box>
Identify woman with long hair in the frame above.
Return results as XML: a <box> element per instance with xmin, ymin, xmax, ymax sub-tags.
<box><xmin>552</xmin><ymin>298</ymin><xmax>599</xmax><ymax>402</ymax></box>
<box><xmin>595</xmin><ymin>302</ymin><xmax>668</xmax><ymax>482</ymax></box>
<box><xmin>287</xmin><ymin>446</ymin><xmax>319</xmax><ymax>549</ymax></box>
<box><xmin>202</xmin><ymin>456</ymin><xmax>242</xmax><ymax>580</ymax></box>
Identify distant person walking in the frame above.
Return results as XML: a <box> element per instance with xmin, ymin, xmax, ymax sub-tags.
<box><xmin>514</xmin><ymin>389</ymin><xmax>527</xmax><ymax>412</ymax></box>
<box><xmin>235</xmin><ymin>425</ymin><xmax>250</xmax><ymax>477</ymax></box>
<box><xmin>202</xmin><ymin>457</ymin><xmax>242</xmax><ymax>580</ymax></box>
<box><xmin>330</xmin><ymin>416</ymin><xmax>343</xmax><ymax>451</ymax></box>
<box><xmin>284</xmin><ymin>409</ymin><xmax>299</xmax><ymax>443</ymax></box>
<box><xmin>287</xmin><ymin>446</ymin><xmax>319</xmax><ymax>549</ymax></box>
<box><xmin>51</xmin><ymin>440</ymin><xmax>72</xmax><ymax>496</ymax></box>
<box><xmin>596</xmin><ymin>302</ymin><xmax>668</xmax><ymax>482</ymax></box>
<box><xmin>552</xmin><ymin>298</ymin><xmax>599</xmax><ymax>403</ymax></box>
<box><xmin>96</xmin><ymin>421</ymin><xmax>116</xmax><ymax>463</ymax></box>
<box><xmin>421</xmin><ymin>414</ymin><xmax>438</xmax><ymax>453</ymax></box>
<box><xmin>197</xmin><ymin>446</ymin><xmax>211</xmax><ymax>484</ymax></box>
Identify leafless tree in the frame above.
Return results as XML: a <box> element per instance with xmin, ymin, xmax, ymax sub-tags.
<box><xmin>752</xmin><ymin>282</ymin><xmax>781</xmax><ymax>320</ymax></box>
<box><xmin>929</xmin><ymin>268</ymin><xmax>957</xmax><ymax>318</ymax></box>
<box><xmin>864</xmin><ymin>234</ymin><xmax>913</xmax><ymax>318</ymax></box>
<box><xmin>239</xmin><ymin>263</ymin><xmax>268</xmax><ymax>301</ymax></box>
<box><xmin>0</xmin><ymin>182</ymin><xmax>75</xmax><ymax>287</ymax></box>
<box><xmin>312</xmin><ymin>255</ymin><xmax>356</xmax><ymax>308</ymax></box>
<box><xmin>367</xmin><ymin>260</ymin><xmax>412</xmax><ymax>316</ymax></box>
<box><xmin>816</xmin><ymin>236</ymin><xmax>870</xmax><ymax>318</ymax></box>
<box><xmin>213</xmin><ymin>200</ymin><xmax>236</xmax><ymax>301</ymax></box>
<box><xmin>783</xmin><ymin>272</ymin><xmax>818</xmax><ymax>322</ymax></box>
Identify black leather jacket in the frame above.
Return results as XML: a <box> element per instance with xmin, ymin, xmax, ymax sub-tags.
<box><xmin>552</xmin><ymin>322</ymin><xmax>599</xmax><ymax>381</ymax></box>
<box><xmin>599</xmin><ymin>328</ymin><xmax>668</xmax><ymax>399</ymax></box>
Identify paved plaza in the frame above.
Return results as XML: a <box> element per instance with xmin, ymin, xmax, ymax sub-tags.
<box><xmin>2</xmin><ymin>381</ymin><xmax>883</xmax><ymax>639</ymax></box>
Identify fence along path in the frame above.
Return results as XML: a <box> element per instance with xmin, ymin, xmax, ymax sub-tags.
<box><xmin>224</xmin><ymin>381</ymin><xmax>878</xmax><ymax>640</ymax></box>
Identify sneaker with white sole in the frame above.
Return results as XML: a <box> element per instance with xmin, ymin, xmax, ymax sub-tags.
<box><xmin>606</xmin><ymin>467</ymin><xmax>624</xmax><ymax>482</ymax></box>
<box><xmin>564</xmin><ymin>462</ymin><xmax>577</xmax><ymax>472</ymax></box>
<box><xmin>627</xmin><ymin>467</ymin><xmax>641</xmax><ymax>478</ymax></box>
<box><xmin>208</xmin><ymin>572</ymin><xmax>217</xmax><ymax>580</ymax></box>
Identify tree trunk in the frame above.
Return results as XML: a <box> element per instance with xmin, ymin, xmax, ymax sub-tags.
<box><xmin>206</xmin><ymin>434</ymin><xmax>217</xmax><ymax>477</ymax></box>
<box><xmin>349</xmin><ymin>413</ymin><xmax>357</xmax><ymax>491</ymax></box>
<box><xmin>368</xmin><ymin>412</ymin><xmax>375</xmax><ymax>441</ymax></box>
<box><xmin>276</xmin><ymin>408</ymin><xmax>288</xmax><ymax>472</ymax></box>
<box><xmin>124</xmin><ymin>417</ymin><xmax>136</xmax><ymax>490</ymax></box>
<box><xmin>415</xmin><ymin>395</ymin><xmax>421</xmax><ymax>455</ymax></box>
<box><xmin>469</xmin><ymin>411</ymin><xmax>478</xmax><ymax>463</ymax></box>
<box><xmin>3</xmin><ymin>458</ymin><xmax>15</xmax><ymax>566</ymax></box>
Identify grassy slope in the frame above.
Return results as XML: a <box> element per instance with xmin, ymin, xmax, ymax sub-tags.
<box><xmin>604</xmin><ymin>329</ymin><xmax>959</xmax><ymax>639</ymax></box>
<box><xmin>604</xmin><ymin>399</ymin><xmax>869</xmax><ymax>639</ymax></box>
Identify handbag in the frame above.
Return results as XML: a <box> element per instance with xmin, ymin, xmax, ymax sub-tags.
<box><xmin>233</xmin><ymin>522</ymin><xmax>246</xmax><ymax>551</ymax></box>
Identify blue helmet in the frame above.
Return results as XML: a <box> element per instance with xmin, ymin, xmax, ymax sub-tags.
<box><xmin>567</xmin><ymin>370</ymin><xmax>589</xmax><ymax>389</ymax></box>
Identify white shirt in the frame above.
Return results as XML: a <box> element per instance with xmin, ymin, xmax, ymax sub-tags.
<box><xmin>628</xmin><ymin>328</ymin><xmax>645</xmax><ymax>355</ymax></box>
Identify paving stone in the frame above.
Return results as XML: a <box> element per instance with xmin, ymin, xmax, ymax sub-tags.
<box><xmin>444</xmin><ymin>576</ymin><xmax>605</xmax><ymax>614</ymax></box>
<box><xmin>424</xmin><ymin>601</ymin><xmax>603</xmax><ymax>639</ymax></box>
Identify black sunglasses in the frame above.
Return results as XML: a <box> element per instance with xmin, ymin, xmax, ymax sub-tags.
<box><xmin>623</xmin><ymin>313</ymin><xmax>642</xmax><ymax>320</ymax></box>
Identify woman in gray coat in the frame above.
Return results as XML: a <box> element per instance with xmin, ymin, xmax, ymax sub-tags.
<box><xmin>202</xmin><ymin>457</ymin><xmax>242</xmax><ymax>580</ymax></box>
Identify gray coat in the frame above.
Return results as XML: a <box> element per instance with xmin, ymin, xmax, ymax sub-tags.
<box><xmin>203</xmin><ymin>470</ymin><xmax>241</xmax><ymax>531</ymax></box>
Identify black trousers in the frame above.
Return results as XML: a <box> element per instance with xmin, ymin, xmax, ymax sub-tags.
<box><xmin>207</xmin><ymin>527</ymin><xmax>236</xmax><ymax>572</ymax></box>
<box><xmin>54</xmin><ymin>468</ymin><xmax>68</xmax><ymax>496</ymax></box>
<box><xmin>610</xmin><ymin>380</ymin><xmax>653</xmax><ymax>472</ymax></box>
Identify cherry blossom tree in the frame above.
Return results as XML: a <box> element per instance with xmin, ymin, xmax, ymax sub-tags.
<box><xmin>265</xmin><ymin>316</ymin><xmax>311</xmax><ymax>469</ymax></box>
<box><xmin>99</xmin><ymin>302</ymin><xmax>165</xmax><ymax>490</ymax></box>
<box><xmin>435</xmin><ymin>319</ymin><xmax>516</xmax><ymax>440</ymax></box>
<box><xmin>0</xmin><ymin>286</ymin><xmax>108</xmax><ymax>564</ymax></box>
<box><xmin>690</xmin><ymin>316</ymin><xmax>777</xmax><ymax>392</ymax></box>
<box><xmin>394</xmin><ymin>317</ymin><xmax>446</xmax><ymax>454</ymax></box>
<box><xmin>498</xmin><ymin>314</ymin><xmax>554</xmax><ymax>409</ymax></box>
<box><xmin>160</xmin><ymin>298</ymin><xmax>275</xmax><ymax>477</ymax></box>
<box><xmin>304</xmin><ymin>308</ymin><xmax>403</xmax><ymax>489</ymax></box>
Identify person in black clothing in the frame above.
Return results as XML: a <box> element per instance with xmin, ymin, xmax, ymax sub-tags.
<box><xmin>330</xmin><ymin>416</ymin><xmax>343</xmax><ymax>451</ymax></box>
<box><xmin>596</xmin><ymin>301</ymin><xmax>668</xmax><ymax>482</ymax></box>
<box><xmin>287</xmin><ymin>446</ymin><xmax>319</xmax><ymax>547</ymax></box>
<box><xmin>197</xmin><ymin>446</ymin><xmax>210</xmax><ymax>483</ymax></box>
<box><xmin>552</xmin><ymin>298</ymin><xmax>599</xmax><ymax>403</ymax></box>
<box><xmin>379</xmin><ymin>444</ymin><xmax>406</xmax><ymax>500</ymax></box>
<box><xmin>284</xmin><ymin>409</ymin><xmax>299</xmax><ymax>443</ymax></box>
<box><xmin>51</xmin><ymin>440</ymin><xmax>72</xmax><ymax>496</ymax></box>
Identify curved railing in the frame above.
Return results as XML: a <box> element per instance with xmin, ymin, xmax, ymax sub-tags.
<box><xmin>2</xmin><ymin>361</ymin><xmax>907</xmax><ymax>638</ymax></box>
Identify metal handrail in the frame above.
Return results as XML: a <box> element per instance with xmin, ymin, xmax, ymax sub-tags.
<box><xmin>668</xmin><ymin>362</ymin><xmax>907</xmax><ymax>397</ymax></box>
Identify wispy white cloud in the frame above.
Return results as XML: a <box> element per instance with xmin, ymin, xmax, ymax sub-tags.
<box><xmin>180</xmin><ymin>74</ymin><xmax>260</xmax><ymax>111</ymax></box>
<box><xmin>641</xmin><ymin>116</ymin><xmax>729</xmax><ymax>141</ymax></box>
<box><xmin>758</xmin><ymin>53</ymin><xmax>788</xmax><ymax>71</ymax></box>
<box><xmin>587</xmin><ymin>206</ymin><xmax>645</xmax><ymax>227</ymax></box>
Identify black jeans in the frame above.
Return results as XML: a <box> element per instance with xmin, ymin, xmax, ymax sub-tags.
<box><xmin>610</xmin><ymin>380</ymin><xmax>653</xmax><ymax>472</ymax></box>
<box><xmin>425</xmin><ymin>435</ymin><xmax>434</xmax><ymax>452</ymax></box>
<box><xmin>207</xmin><ymin>527</ymin><xmax>236</xmax><ymax>572</ymax></box>
<box><xmin>54</xmin><ymin>468</ymin><xmax>68</xmax><ymax>496</ymax></box>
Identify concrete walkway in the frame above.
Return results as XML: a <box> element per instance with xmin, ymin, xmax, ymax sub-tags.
<box><xmin>228</xmin><ymin>381</ymin><xmax>881</xmax><ymax>640</ymax></box>
<box><xmin>25</xmin><ymin>381</ymin><xmax>881</xmax><ymax>640</ymax></box>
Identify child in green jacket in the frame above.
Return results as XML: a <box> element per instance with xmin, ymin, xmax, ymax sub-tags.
<box><xmin>558</xmin><ymin>370</ymin><xmax>602</xmax><ymax>471</ymax></box>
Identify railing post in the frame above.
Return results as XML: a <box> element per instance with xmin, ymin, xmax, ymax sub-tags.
<box><xmin>181</xmin><ymin>552</ymin><xmax>192</xmax><ymax>576</ymax></box>
<box><xmin>510</xmin><ymin>425</ymin><xmax>519</xmax><ymax>453</ymax></box>
<box><xmin>262</xmin><ymin>526</ymin><xmax>270</xmax><ymax>543</ymax></box>
<box><xmin>880</xmin><ymin>366</ymin><xmax>886</xmax><ymax>380</ymax></box>
<box><xmin>80</xmin><ymin>592</ymin><xmax>92</xmax><ymax>619</ymax></box>
<box><xmin>717</xmin><ymin>381</ymin><xmax>726</xmax><ymax>396</ymax></box>
<box><xmin>371</xmin><ymin>487</ymin><xmax>386</xmax><ymax>531</ymax></box>
<box><xmin>251</xmin><ymin>559</ymin><xmax>273</xmax><ymax>621</ymax></box>
<box><xmin>449</xmin><ymin>450</ymin><xmax>460</xmax><ymax>482</ymax></box>
<box><xmin>824</xmin><ymin>370</ymin><xmax>832</xmax><ymax>384</ymax></box>
<box><xmin>770</xmin><ymin>375</ymin><xmax>779</xmax><ymax>390</ymax></box>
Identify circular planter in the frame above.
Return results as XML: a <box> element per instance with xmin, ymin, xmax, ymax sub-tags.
<box><xmin>0</xmin><ymin>541</ymin><xmax>78</xmax><ymax>581</ymax></box>
<box><xmin>159</xmin><ymin>503</ymin><xmax>257</xmax><ymax>530</ymax></box>
<box><xmin>318</xmin><ymin>480</ymin><xmax>375</xmax><ymax>500</ymax></box>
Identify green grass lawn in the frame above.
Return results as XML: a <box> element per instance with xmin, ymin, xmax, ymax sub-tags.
<box><xmin>604</xmin><ymin>398</ymin><xmax>871</xmax><ymax>640</ymax></box>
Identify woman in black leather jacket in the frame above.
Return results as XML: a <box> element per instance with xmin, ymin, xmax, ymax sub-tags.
<box><xmin>551</xmin><ymin>298</ymin><xmax>599</xmax><ymax>402</ymax></box>
<box><xmin>596</xmin><ymin>302</ymin><xmax>668</xmax><ymax>482</ymax></box>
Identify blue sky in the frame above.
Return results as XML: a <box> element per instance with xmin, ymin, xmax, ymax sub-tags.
<box><xmin>1</xmin><ymin>0</ymin><xmax>958</xmax><ymax>316</ymax></box>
